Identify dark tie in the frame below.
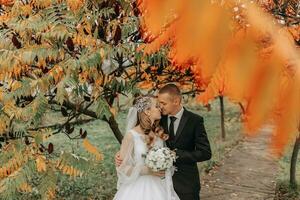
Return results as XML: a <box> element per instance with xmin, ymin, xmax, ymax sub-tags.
<box><xmin>169</xmin><ymin>116</ymin><xmax>177</xmax><ymax>141</ymax></box>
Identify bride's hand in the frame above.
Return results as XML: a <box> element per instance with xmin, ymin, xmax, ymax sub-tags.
<box><xmin>150</xmin><ymin>170</ymin><xmax>165</xmax><ymax>177</ymax></box>
<box><xmin>114</xmin><ymin>151</ymin><xmax>123</xmax><ymax>167</ymax></box>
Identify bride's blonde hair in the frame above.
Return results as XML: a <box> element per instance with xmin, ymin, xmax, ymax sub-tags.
<box><xmin>133</xmin><ymin>95</ymin><xmax>168</xmax><ymax>148</ymax></box>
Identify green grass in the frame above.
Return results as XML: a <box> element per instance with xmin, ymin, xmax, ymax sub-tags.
<box><xmin>185</xmin><ymin>98</ymin><xmax>243</xmax><ymax>175</ymax></box>
<box><xmin>46</xmin><ymin>112</ymin><xmax>126</xmax><ymax>200</ymax></box>
<box><xmin>275</xmin><ymin>147</ymin><xmax>300</xmax><ymax>200</ymax></box>
<box><xmin>26</xmin><ymin>97</ymin><xmax>243</xmax><ymax>200</ymax></box>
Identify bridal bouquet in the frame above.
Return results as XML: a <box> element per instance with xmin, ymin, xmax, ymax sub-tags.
<box><xmin>144</xmin><ymin>147</ymin><xmax>176</xmax><ymax>172</ymax></box>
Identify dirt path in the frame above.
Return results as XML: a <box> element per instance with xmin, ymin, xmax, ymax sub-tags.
<box><xmin>201</xmin><ymin>126</ymin><xmax>279</xmax><ymax>200</ymax></box>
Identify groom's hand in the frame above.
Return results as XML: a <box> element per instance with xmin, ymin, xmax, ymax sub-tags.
<box><xmin>114</xmin><ymin>151</ymin><xmax>123</xmax><ymax>167</ymax></box>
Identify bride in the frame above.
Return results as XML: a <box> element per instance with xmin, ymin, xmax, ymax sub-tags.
<box><xmin>113</xmin><ymin>95</ymin><xmax>180</xmax><ymax>200</ymax></box>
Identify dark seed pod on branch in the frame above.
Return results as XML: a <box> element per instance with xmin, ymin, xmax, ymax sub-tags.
<box><xmin>25</xmin><ymin>136</ymin><xmax>30</xmax><ymax>145</ymax></box>
<box><xmin>113</xmin><ymin>25</ymin><xmax>122</xmax><ymax>44</ymax></box>
<box><xmin>48</xmin><ymin>143</ymin><xmax>54</xmax><ymax>154</ymax></box>
<box><xmin>66</xmin><ymin>37</ymin><xmax>74</xmax><ymax>51</ymax></box>
<box><xmin>80</xmin><ymin>130</ymin><xmax>87</xmax><ymax>139</ymax></box>
<box><xmin>12</xmin><ymin>35</ymin><xmax>21</xmax><ymax>49</ymax></box>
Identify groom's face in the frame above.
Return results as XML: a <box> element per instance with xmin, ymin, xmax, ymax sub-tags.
<box><xmin>158</xmin><ymin>93</ymin><xmax>179</xmax><ymax>116</ymax></box>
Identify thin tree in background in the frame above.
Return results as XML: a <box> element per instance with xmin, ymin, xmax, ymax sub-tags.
<box><xmin>290</xmin><ymin>132</ymin><xmax>300</xmax><ymax>188</ymax></box>
<box><xmin>219</xmin><ymin>96</ymin><xmax>226</xmax><ymax>140</ymax></box>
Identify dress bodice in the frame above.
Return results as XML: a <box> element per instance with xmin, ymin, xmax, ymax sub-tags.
<box><xmin>114</xmin><ymin>130</ymin><xmax>180</xmax><ymax>200</ymax></box>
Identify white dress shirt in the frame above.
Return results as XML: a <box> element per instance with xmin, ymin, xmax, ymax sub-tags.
<box><xmin>167</xmin><ymin>106</ymin><xmax>184</xmax><ymax>135</ymax></box>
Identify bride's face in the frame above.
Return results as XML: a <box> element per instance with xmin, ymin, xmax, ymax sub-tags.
<box><xmin>146</xmin><ymin>98</ymin><xmax>161</xmax><ymax>121</ymax></box>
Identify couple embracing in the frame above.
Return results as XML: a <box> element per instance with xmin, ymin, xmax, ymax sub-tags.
<box><xmin>113</xmin><ymin>84</ymin><xmax>212</xmax><ymax>200</ymax></box>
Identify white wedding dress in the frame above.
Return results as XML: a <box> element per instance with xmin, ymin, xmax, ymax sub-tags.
<box><xmin>113</xmin><ymin>129</ymin><xmax>180</xmax><ymax>200</ymax></box>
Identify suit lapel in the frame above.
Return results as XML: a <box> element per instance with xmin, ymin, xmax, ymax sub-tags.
<box><xmin>174</xmin><ymin>109</ymin><xmax>189</xmax><ymax>143</ymax></box>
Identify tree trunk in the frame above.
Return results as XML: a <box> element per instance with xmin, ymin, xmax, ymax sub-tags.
<box><xmin>108</xmin><ymin>116</ymin><xmax>123</xmax><ymax>144</ymax></box>
<box><xmin>290</xmin><ymin>133</ymin><xmax>300</xmax><ymax>188</ymax></box>
<box><xmin>219</xmin><ymin>96</ymin><xmax>226</xmax><ymax>141</ymax></box>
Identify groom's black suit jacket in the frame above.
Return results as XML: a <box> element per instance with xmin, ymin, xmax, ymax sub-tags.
<box><xmin>160</xmin><ymin>108</ymin><xmax>212</xmax><ymax>196</ymax></box>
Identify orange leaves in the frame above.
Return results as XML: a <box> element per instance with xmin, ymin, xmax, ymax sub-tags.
<box><xmin>138</xmin><ymin>0</ymin><xmax>300</xmax><ymax>155</ymax></box>
<box><xmin>287</xmin><ymin>26</ymin><xmax>300</xmax><ymax>42</ymax></box>
<box><xmin>73</xmin><ymin>34</ymin><xmax>97</xmax><ymax>47</ymax></box>
<box><xmin>79</xmin><ymin>70</ymin><xmax>89</xmax><ymax>84</ymax></box>
<box><xmin>0</xmin><ymin>13</ymin><xmax>11</xmax><ymax>22</ymax></box>
<box><xmin>48</xmin><ymin>65</ymin><xmax>64</xmax><ymax>84</ymax></box>
<box><xmin>177</xmin><ymin>2</ymin><xmax>230</xmax><ymax>69</ymax></box>
<box><xmin>79</xmin><ymin>69</ymin><xmax>103</xmax><ymax>85</ymax></box>
<box><xmin>0</xmin><ymin>167</ymin><xmax>9</xmax><ymax>178</ymax></box>
<box><xmin>0</xmin><ymin>121</ymin><xmax>8</xmax><ymax>135</ymax></box>
<box><xmin>0</xmin><ymin>155</ymin><xmax>25</xmax><ymax>178</ymax></box>
<box><xmin>269</xmin><ymin>69</ymin><xmax>300</xmax><ymax>155</ymax></box>
<box><xmin>138</xmin><ymin>0</ymin><xmax>233</xmax><ymax>97</ymax></box>
<box><xmin>3</xmin><ymin>101</ymin><xmax>23</xmax><ymax>120</ymax></box>
<box><xmin>21</xmin><ymin>4</ymin><xmax>32</xmax><ymax>16</ymax></box>
<box><xmin>30</xmin><ymin>0</ymin><xmax>51</xmax><ymax>9</ymax></box>
<box><xmin>36</xmin><ymin>58</ymin><xmax>47</xmax><ymax>69</ymax></box>
<box><xmin>83</xmin><ymin>139</ymin><xmax>103</xmax><ymax>161</ymax></box>
<box><xmin>67</xmin><ymin>0</ymin><xmax>85</xmax><ymax>11</ymax></box>
<box><xmin>18</xmin><ymin>183</ymin><xmax>33</xmax><ymax>193</ymax></box>
<box><xmin>0</xmin><ymin>0</ymin><xmax>14</xmax><ymax>6</ymax></box>
<box><xmin>36</xmin><ymin>156</ymin><xmax>47</xmax><ymax>172</ymax></box>
<box><xmin>46</xmin><ymin>187</ymin><xmax>56</xmax><ymax>200</ymax></box>
<box><xmin>139</xmin><ymin>23</ymin><xmax>176</xmax><ymax>55</ymax></box>
<box><xmin>137</xmin><ymin>0</ymin><xmax>181</xmax><ymax>38</ymax></box>
<box><xmin>196</xmin><ymin>66</ymin><xmax>226</xmax><ymax>105</ymax></box>
<box><xmin>56</xmin><ymin>162</ymin><xmax>83</xmax><ymax>177</ymax></box>
<box><xmin>136</xmin><ymin>71</ymin><xmax>154</xmax><ymax>89</ymax></box>
<box><xmin>125</xmin><ymin>68</ymin><xmax>136</xmax><ymax>78</ymax></box>
<box><xmin>10</xmin><ymin>80</ymin><xmax>22</xmax><ymax>91</ymax></box>
<box><xmin>137</xmin><ymin>81</ymin><xmax>153</xmax><ymax>89</ymax></box>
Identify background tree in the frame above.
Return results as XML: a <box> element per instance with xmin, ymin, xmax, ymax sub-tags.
<box><xmin>290</xmin><ymin>132</ymin><xmax>300</xmax><ymax>188</ymax></box>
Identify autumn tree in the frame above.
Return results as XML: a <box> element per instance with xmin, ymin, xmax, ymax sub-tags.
<box><xmin>259</xmin><ymin>0</ymin><xmax>300</xmax><ymax>188</ymax></box>
<box><xmin>0</xmin><ymin>0</ymin><xmax>146</xmax><ymax>199</ymax></box>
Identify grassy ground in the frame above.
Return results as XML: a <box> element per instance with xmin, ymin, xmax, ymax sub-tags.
<box><xmin>275</xmin><ymin>146</ymin><xmax>300</xmax><ymax>200</ymax></box>
<box><xmin>186</xmin><ymin>98</ymin><xmax>243</xmax><ymax>175</ymax></box>
<box><xmin>33</xmin><ymin>98</ymin><xmax>243</xmax><ymax>200</ymax></box>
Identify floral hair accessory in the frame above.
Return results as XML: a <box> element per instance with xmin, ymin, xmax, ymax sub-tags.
<box><xmin>134</xmin><ymin>96</ymin><xmax>152</xmax><ymax>112</ymax></box>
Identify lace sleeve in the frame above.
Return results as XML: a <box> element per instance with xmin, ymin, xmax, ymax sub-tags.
<box><xmin>116</xmin><ymin>131</ymin><xmax>149</xmax><ymax>188</ymax></box>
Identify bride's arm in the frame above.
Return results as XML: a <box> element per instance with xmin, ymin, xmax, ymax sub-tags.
<box><xmin>117</xmin><ymin>132</ymin><xmax>150</xmax><ymax>177</ymax></box>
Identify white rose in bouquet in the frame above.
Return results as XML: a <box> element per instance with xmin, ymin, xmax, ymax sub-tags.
<box><xmin>144</xmin><ymin>147</ymin><xmax>176</xmax><ymax>172</ymax></box>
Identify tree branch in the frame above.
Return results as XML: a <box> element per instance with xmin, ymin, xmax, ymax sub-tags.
<box><xmin>28</xmin><ymin>118</ymin><xmax>96</xmax><ymax>131</ymax></box>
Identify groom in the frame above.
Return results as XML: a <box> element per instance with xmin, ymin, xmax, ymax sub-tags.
<box><xmin>157</xmin><ymin>84</ymin><xmax>211</xmax><ymax>200</ymax></box>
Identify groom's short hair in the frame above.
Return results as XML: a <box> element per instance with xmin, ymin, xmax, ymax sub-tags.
<box><xmin>159</xmin><ymin>84</ymin><xmax>181</xmax><ymax>97</ymax></box>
